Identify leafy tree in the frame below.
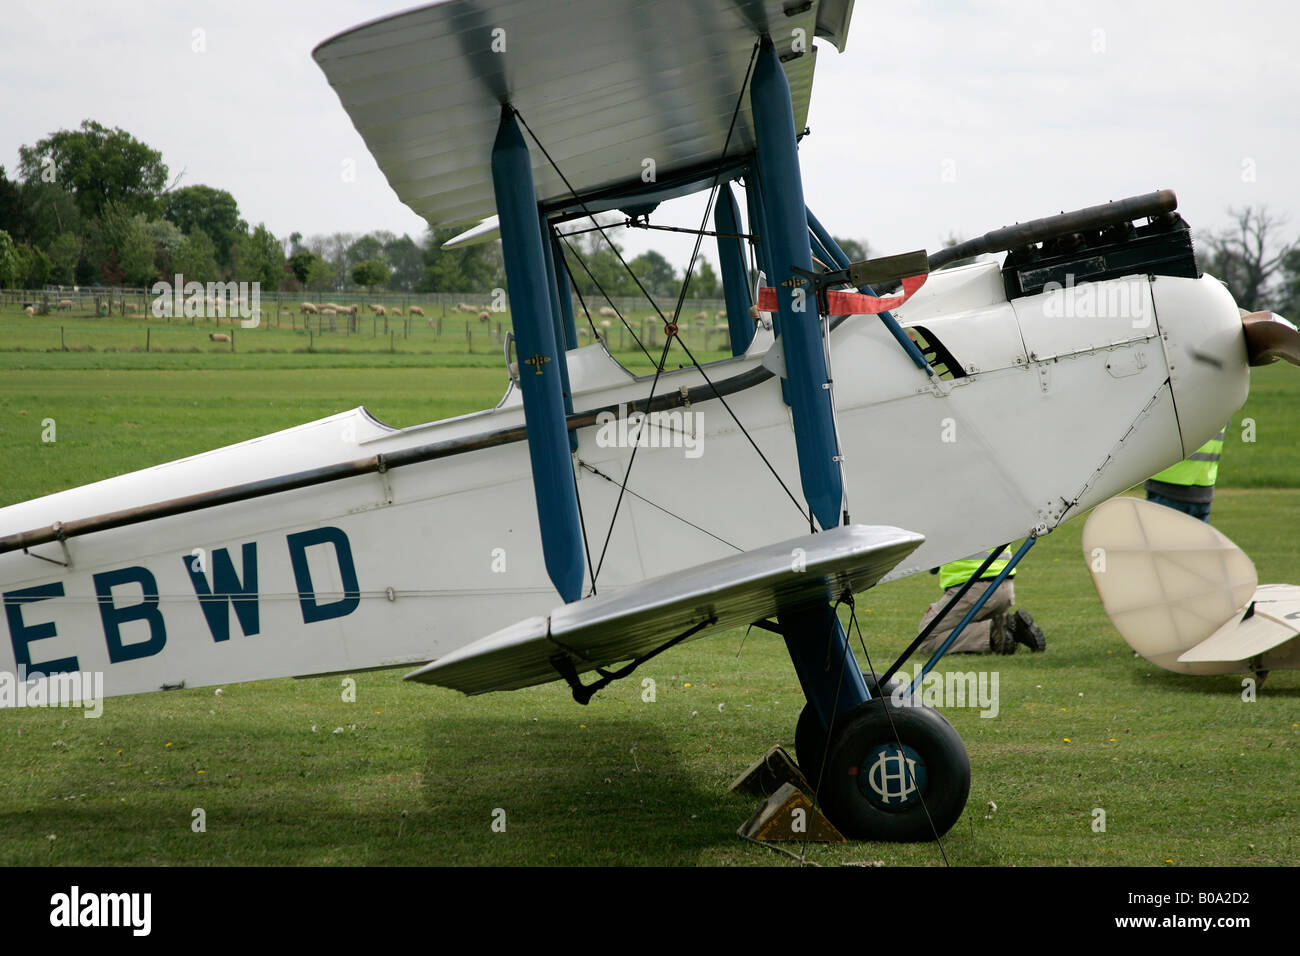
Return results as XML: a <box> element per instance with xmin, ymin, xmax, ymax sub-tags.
<box><xmin>352</xmin><ymin>258</ymin><xmax>390</xmax><ymax>290</ymax></box>
<box><xmin>1276</xmin><ymin>247</ymin><xmax>1300</xmax><ymax>320</ymax></box>
<box><xmin>686</xmin><ymin>258</ymin><xmax>720</xmax><ymax>298</ymax></box>
<box><xmin>230</xmin><ymin>223</ymin><xmax>286</xmax><ymax>290</ymax></box>
<box><xmin>171</xmin><ymin>228</ymin><xmax>220</xmax><ymax>284</ymax></box>
<box><xmin>0</xmin><ymin>231</ymin><xmax>21</xmax><ymax>288</ymax></box>
<box><xmin>560</xmin><ymin>231</ymin><xmax>636</xmax><ymax>299</ymax></box>
<box><xmin>629</xmin><ymin>250</ymin><xmax>677</xmax><ymax>298</ymax></box>
<box><xmin>92</xmin><ymin>201</ymin><xmax>158</xmax><ymax>286</ymax></box>
<box><xmin>136</xmin><ymin>215</ymin><xmax>184</xmax><ymax>277</ymax></box>
<box><xmin>346</xmin><ymin>235</ymin><xmax>385</xmax><ymax>274</ymax></box>
<box><xmin>384</xmin><ymin>234</ymin><xmax>423</xmax><ymax>291</ymax></box>
<box><xmin>47</xmin><ymin>232</ymin><xmax>81</xmax><ymax>285</ymax></box>
<box><xmin>20</xmin><ymin>243</ymin><xmax>51</xmax><ymax>288</ymax></box>
<box><xmin>288</xmin><ymin>249</ymin><xmax>323</xmax><ymax>286</ymax></box>
<box><xmin>416</xmin><ymin>226</ymin><xmax>500</xmax><ymax>293</ymax></box>
<box><xmin>19</xmin><ymin>181</ymin><xmax>83</xmax><ymax>249</ymax></box>
<box><xmin>0</xmin><ymin>167</ymin><xmax>24</xmax><ymax>238</ymax></box>
<box><xmin>118</xmin><ymin>226</ymin><xmax>158</xmax><ymax>286</ymax></box>
<box><xmin>18</xmin><ymin>120</ymin><xmax>167</xmax><ymax>220</ymax></box>
<box><xmin>307</xmin><ymin>232</ymin><xmax>356</xmax><ymax>291</ymax></box>
<box><xmin>164</xmin><ymin>185</ymin><xmax>246</xmax><ymax>271</ymax></box>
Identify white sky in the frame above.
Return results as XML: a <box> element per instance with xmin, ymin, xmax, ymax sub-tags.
<box><xmin>1</xmin><ymin>0</ymin><xmax>1296</xmax><ymax>269</ymax></box>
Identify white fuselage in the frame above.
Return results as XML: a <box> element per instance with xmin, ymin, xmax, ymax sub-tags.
<box><xmin>0</xmin><ymin>263</ymin><xmax>1249</xmax><ymax>701</ymax></box>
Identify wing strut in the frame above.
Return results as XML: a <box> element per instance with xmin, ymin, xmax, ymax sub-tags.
<box><xmin>549</xmin><ymin>616</ymin><xmax>716</xmax><ymax>705</ymax></box>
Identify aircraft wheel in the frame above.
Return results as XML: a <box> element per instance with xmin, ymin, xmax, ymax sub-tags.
<box><xmin>818</xmin><ymin>698</ymin><xmax>970</xmax><ymax>842</ymax></box>
<box><xmin>794</xmin><ymin>672</ymin><xmax>909</xmax><ymax>789</ymax></box>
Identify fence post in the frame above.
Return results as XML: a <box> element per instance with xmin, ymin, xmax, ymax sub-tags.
<box><xmin>390</xmin><ymin>330</ymin><xmax>395</xmax><ymax>352</ymax></box>
<box><xmin>61</xmin><ymin>326</ymin><xmax>65</xmax><ymax>351</ymax></box>
<box><xmin>231</xmin><ymin>328</ymin><xmax>236</xmax><ymax>353</ymax></box>
<box><xmin>146</xmin><ymin>328</ymin><xmax>150</xmax><ymax>352</ymax></box>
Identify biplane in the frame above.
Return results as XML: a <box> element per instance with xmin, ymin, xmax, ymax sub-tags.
<box><xmin>3</xmin><ymin>0</ymin><xmax>1297</xmax><ymax>842</ymax></box>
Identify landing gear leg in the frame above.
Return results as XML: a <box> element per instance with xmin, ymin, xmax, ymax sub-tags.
<box><xmin>782</xmin><ymin>603</ymin><xmax>970</xmax><ymax>841</ymax></box>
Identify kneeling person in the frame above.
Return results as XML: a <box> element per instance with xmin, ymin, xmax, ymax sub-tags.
<box><xmin>917</xmin><ymin>548</ymin><xmax>1046</xmax><ymax>656</ymax></box>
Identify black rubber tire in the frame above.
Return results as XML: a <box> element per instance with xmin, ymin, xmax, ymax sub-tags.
<box><xmin>818</xmin><ymin>697</ymin><xmax>971</xmax><ymax>842</ymax></box>
<box><xmin>794</xmin><ymin>671</ymin><xmax>909</xmax><ymax>790</ymax></box>
<box><xmin>795</xmin><ymin>703</ymin><xmax>829</xmax><ymax>787</ymax></box>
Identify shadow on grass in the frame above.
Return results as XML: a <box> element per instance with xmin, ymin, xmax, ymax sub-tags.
<box><xmin>1125</xmin><ymin>666</ymin><xmax>1300</xmax><ymax>697</ymax></box>
<box><xmin>416</xmin><ymin>714</ymin><xmax>755</xmax><ymax>865</ymax></box>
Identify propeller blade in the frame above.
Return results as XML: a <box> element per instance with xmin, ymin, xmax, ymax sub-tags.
<box><xmin>1241</xmin><ymin>311</ymin><xmax>1300</xmax><ymax>367</ymax></box>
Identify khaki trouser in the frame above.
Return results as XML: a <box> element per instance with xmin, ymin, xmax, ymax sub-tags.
<box><xmin>917</xmin><ymin>579</ymin><xmax>1015</xmax><ymax>655</ymax></box>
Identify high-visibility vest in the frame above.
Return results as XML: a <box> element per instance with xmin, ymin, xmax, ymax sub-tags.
<box><xmin>940</xmin><ymin>548</ymin><xmax>1015</xmax><ymax>590</ymax></box>
<box><xmin>1149</xmin><ymin>428</ymin><xmax>1226</xmax><ymax>487</ymax></box>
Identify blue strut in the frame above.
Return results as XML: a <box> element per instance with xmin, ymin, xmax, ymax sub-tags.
<box><xmin>806</xmin><ymin>207</ymin><xmax>932</xmax><ymax>373</ymax></box>
<box><xmin>490</xmin><ymin>107</ymin><xmax>585</xmax><ymax>603</ymax></box>
<box><xmin>751</xmin><ymin>38</ymin><xmax>868</xmax><ymax>726</ymax></box>
<box><xmin>906</xmin><ymin>536</ymin><xmax>1039</xmax><ymax>696</ymax></box>
<box><xmin>714</xmin><ymin>182</ymin><xmax>754</xmax><ymax>356</ymax></box>
<box><xmin>751</xmin><ymin>40</ymin><xmax>842</xmax><ymax>533</ymax></box>
<box><xmin>539</xmin><ymin>211</ymin><xmax>578</xmax><ymax>452</ymax></box>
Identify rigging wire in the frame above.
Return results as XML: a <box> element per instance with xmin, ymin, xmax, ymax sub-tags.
<box><xmin>578</xmin><ymin>460</ymin><xmax>743</xmax><ymax>553</ymax></box>
<box><xmin>558</xmin><ymin>234</ymin><xmax>657</xmax><ymax>366</ymax></box>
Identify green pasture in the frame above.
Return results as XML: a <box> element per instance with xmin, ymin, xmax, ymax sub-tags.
<box><xmin>0</xmin><ymin>298</ymin><xmax>735</xmax><ymax>371</ymax></box>
<box><xmin>0</xmin><ymin>322</ymin><xmax>1295</xmax><ymax>866</ymax></box>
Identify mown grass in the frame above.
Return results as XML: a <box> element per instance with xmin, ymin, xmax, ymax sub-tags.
<box><xmin>0</xmin><ymin>326</ymin><xmax>1295</xmax><ymax>866</ymax></box>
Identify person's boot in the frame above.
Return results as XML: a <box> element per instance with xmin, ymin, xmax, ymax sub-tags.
<box><xmin>1008</xmin><ymin>609</ymin><xmax>1047</xmax><ymax>652</ymax></box>
<box><xmin>989</xmin><ymin>614</ymin><xmax>1017</xmax><ymax>655</ymax></box>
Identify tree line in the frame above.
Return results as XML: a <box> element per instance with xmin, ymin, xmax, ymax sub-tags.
<box><xmin>2</xmin><ymin>120</ymin><xmax>1295</xmax><ymax>316</ymax></box>
<box><xmin>0</xmin><ymin>120</ymin><xmax>731</xmax><ymax>301</ymax></box>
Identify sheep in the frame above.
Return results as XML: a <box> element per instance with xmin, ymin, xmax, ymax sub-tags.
<box><xmin>301</xmin><ymin>302</ymin><xmax>319</xmax><ymax>315</ymax></box>
<box><xmin>478</xmin><ymin>310</ymin><xmax>491</xmax><ymax>323</ymax></box>
<box><xmin>57</xmin><ymin>299</ymin><xmax>74</xmax><ymax>312</ymax></box>
<box><xmin>600</xmin><ymin>319</ymin><xmax>612</xmax><ymax>329</ymax></box>
<box><xmin>209</xmin><ymin>332</ymin><xmax>230</xmax><ymax>342</ymax></box>
<box><xmin>598</xmin><ymin>306</ymin><xmax>616</xmax><ymax>318</ymax></box>
<box><xmin>346</xmin><ymin>305</ymin><xmax>359</xmax><ymax>317</ymax></box>
<box><xmin>373</xmin><ymin>304</ymin><xmax>387</xmax><ymax>317</ymax></box>
<box><xmin>25</xmin><ymin>306</ymin><xmax>34</xmax><ymax>316</ymax></box>
<box><xmin>694</xmin><ymin>310</ymin><xmax>708</xmax><ymax>321</ymax></box>
<box><xmin>408</xmin><ymin>305</ymin><xmax>425</xmax><ymax>317</ymax></box>
<box><xmin>320</xmin><ymin>307</ymin><xmax>338</xmax><ymax>316</ymax></box>
<box><xmin>324</xmin><ymin>302</ymin><xmax>345</xmax><ymax>312</ymax></box>
<box><xmin>390</xmin><ymin>306</ymin><xmax>403</xmax><ymax>316</ymax></box>
<box><xmin>458</xmin><ymin>303</ymin><xmax>475</xmax><ymax>313</ymax></box>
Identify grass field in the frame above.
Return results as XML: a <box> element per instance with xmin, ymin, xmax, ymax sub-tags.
<box><xmin>0</xmin><ymin>310</ymin><xmax>1296</xmax><ymax>867</ymax></box>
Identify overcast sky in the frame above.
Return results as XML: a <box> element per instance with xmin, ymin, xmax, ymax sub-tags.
<box><xmin>2</xmin><ymin>0</ymin><xmax>1296</xmax><ymax>269</ymax></box>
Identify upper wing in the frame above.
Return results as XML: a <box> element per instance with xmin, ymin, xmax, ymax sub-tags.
<box><xmin>312</xmin><ymin>0</ymin><xmax>850</xmax><ymax>227</ymax></box>
<box><xmin>405</xmin><ymin>523</ymin><xmax>923</xmax><ymax>694</ymax></box>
